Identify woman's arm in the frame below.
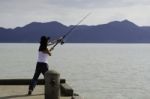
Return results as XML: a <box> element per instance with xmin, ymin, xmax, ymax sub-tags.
<box><xmin>42</xmin><ymin>48</ymin><xmax>51</xmax><ymax>56</ymax></box>
<box><xmin>48</xmin><ymin>39</ymin><xmax>58</xmax><ymax>46</ymax></box>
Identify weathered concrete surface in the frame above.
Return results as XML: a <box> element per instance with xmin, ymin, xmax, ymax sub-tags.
<box><xmin>0</xmin><ymin>85</ymin><xmax>72</xmax><ymax>99</ymax></box>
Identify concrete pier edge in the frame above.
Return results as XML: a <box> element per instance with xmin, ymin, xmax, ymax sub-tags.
<box><xmin>0</xmin><ymin>79</ymin><xmax>80</xmax><ymax>98</ymax></box>
<box><xmin>0</xmin><ymin>79</ymin><xmax>65</xmax><ymax>85</ymax></box>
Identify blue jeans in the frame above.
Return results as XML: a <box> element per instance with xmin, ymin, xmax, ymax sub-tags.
<box><xmin>29</xmin><ymin>62</ymin><xmax>48</xmax><ymax>91</ymax></box>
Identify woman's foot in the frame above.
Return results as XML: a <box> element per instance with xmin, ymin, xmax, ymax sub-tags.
<box><xmin>28</xmin><ymin>90</ymin><xmax>32</xmax><ymax>95</ymax></box>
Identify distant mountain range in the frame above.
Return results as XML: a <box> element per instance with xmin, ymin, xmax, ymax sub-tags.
<box><xmin>1</xmin><ymin>20</ymin><xmax>150</xmax><ymax>43</ymax></box>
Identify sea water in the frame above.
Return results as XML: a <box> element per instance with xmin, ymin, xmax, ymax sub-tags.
<box><xmin>1</xmin><ymin>43</ymin><xmax>150</xmax><ymax>99</ymax></box>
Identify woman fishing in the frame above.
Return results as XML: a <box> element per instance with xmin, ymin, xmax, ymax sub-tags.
<box><xmin>28</xmin><ymin>36</ymin><xmax>62</xmax><ymax>95</ymax></box>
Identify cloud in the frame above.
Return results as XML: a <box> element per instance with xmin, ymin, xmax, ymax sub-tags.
<box><xmin>46</xmin><ymin>0</ymin><xmax>150</xmax><ymax>8</ymax></box>
<box><xmin>0</xmin><ymin>0</ymin><xmax>150</xmax><ymax>28</ymax></box>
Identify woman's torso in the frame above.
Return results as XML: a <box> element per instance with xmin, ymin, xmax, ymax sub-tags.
<box><xmin>37</xmin><ymin>51</ymin><xmax>49</xmax><ymax>64</ymax></box>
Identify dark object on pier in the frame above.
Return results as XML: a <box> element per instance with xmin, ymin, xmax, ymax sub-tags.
<box><xmin>45</xmin><ymin>70</ymin><xmax>60</xmax><ymax>99</ymax></box>
<box><xmin>60</xmin><ymin>83</ymin><xmax>73</xmax><ymax>96</ymax></box>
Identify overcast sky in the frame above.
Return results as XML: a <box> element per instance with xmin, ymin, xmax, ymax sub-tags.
<box><xmin>1</xmin><ymin>0</ymin><xmax>150</xmax><ymax>28</ymax></box>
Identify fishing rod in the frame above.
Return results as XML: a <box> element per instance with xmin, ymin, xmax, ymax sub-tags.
<box><xmin>49</xmin><ymin>12</ymin><xmax>91</xmax><ymax>51</ymax></box>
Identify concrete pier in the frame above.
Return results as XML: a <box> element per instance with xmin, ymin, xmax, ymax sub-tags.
<box><xmin>0</xmin><ymin>79</ymin><xmax>81</xmax><ymax>99</ymax></box>
<box><xmin>0</xmin><ymin>85</ymin><xmax>72</xmax><ymax>99</ymax></box>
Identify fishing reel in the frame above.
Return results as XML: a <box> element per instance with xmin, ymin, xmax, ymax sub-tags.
<box><xmin>61</xmin><ymin>41</ymin><xmax>64</xmax><ymax>45</ymax></box>
<box><xmin>57</xmin><ymin>38</ymin><xmax>64</xmax><ymax>45</ymax></box>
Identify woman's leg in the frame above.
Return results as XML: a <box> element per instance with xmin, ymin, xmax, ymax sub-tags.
<box><xmin>41</xmin><ymin>63</ymin><xmax>49</xmax><ymax>76</ymax></box>
<box><xmin>28</xmin><ymin>63</ymin><xmax>41</xmax><ymax>94</ymax></box>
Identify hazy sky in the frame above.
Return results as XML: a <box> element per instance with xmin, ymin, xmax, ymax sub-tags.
<box><xmin>1</xmin><ymin>0</ymin><xmax>150</xmax><ymax>28</ymax></box>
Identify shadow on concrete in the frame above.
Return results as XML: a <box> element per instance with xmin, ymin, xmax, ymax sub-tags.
<box><xmin>0</xmin><ymin>93</ymin><xmax>44</xmax><ymax>99</ymax></box>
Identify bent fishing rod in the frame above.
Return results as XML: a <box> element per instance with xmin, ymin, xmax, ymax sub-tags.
<box><xmin>49</xmin><ymin>12</ymin><xmax>91</xmax><ymax>51</ymax></box>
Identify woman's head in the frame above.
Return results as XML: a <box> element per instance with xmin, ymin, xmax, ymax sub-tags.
<box><xmin>39</xmin><ymin>36</ymin><xmax>50</xmax><ymax>51</ymax></box>
<box><xmin>40</xmin><ymin>36</ymin><xmax>50</xmax><ymax>45</ymax></box>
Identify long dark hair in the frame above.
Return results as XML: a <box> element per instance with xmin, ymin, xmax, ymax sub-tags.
<box><xmin>39</xmin><ymin>36</ymin><xmax>49</xmax><ymax>51</ymax></box>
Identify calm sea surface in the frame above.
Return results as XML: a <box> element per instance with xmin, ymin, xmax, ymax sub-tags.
<box><xmin>1</xmin><ymin>43</ymin><xmax>150</xmax><ymax>99</ymax></box>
